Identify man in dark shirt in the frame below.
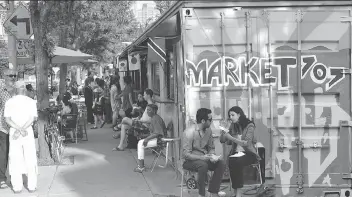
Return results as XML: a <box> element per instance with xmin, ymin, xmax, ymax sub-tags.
<box><xmin>84</xmin><ymin>78</ymin><xmax>94</xmax><ymax>124</ymax></box>
<box><xmin>183</xmin><ymin>108</ymin><xmax>225</xmax><ymax>197</ymax></box>
<box><xmin>134</xmin><ymin>104</ymin><xmax>166</xmax><ymax>173</ymax></box>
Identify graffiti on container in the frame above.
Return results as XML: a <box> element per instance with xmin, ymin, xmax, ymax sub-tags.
<box><xmin>186</xmin><ymin>55</ymin><xmax>345</xmax><ymax>91</ymax></box>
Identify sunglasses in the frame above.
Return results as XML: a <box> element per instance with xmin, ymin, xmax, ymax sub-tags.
<box><xmin>7</xmin><ymin>75</ymin><xmax>17</xmax><ymax>78</ymax></box>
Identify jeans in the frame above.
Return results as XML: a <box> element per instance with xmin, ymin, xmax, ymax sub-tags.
<box><xmin>183</xmin><ymin>159</ymin><xmax>225</xmax><ymax>196</ymax></box>
<box><xmin>0</xmin><ymin>132</ymin><xmax>9</xmax><ymax>182</ymax></box>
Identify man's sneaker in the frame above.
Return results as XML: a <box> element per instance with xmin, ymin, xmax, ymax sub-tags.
<box><xmin>134</xmin><ymin>166</ymin><xmax>145</xmax><ymax>173</ymax></box>
<box><xmin>13</xmin><ymin>190</ymin><xmax>22</xmax><ymax>194</ymax></box>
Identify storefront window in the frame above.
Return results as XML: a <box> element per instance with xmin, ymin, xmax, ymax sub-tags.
<box><xmin>131</xmin><ymin>70</ymin><xmax>140</xmax><ymax>91</ymax></box>
<box><xmin>151</xmin><ymin>62</ymin><xmax>160</xmax><ymax>95</ymax></box>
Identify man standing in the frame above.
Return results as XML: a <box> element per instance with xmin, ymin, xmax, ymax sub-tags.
<box><xmin>183</xmin><ymin>108</ymin><xmax>225</xmax><ymax>197</ymax></box>
<box><xmin>4</xmin><ymin>81</ymin><xmax>38</xmax><ymax>193</ymax></box>
<box><xmin>134</xmin><ymin>104</ymin><xmax>166</xmax><ymax>173</ymax></box>
<box><xmin>84</xmin><ymin>77</ymin><xmax>94</xmax><ymax>124</ymax></box>
<box><xmin>0</xmin><ymin>79</ymin><xmax>12</xmax><ymax>189</ymax></box>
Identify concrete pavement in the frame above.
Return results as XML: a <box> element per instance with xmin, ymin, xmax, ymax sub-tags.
<box><xmin>0</xmin><ymin>124</ymin><xmax>187</xmax><ymax>197</ymax></box>
<box><xmin>0</xmin><ymin>123</ymin><xmax>242</xmax><ymax>197</ymax></box>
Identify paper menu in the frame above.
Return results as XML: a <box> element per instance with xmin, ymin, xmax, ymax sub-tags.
<box><xmin>229</xmin><ymin>152</ymin><xmax>245</xmax><ymax>157</ymax></box>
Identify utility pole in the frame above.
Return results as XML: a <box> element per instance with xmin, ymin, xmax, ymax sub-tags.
<box><xmin>6</xmin><ymin>0</ymin><xmax>17</xmax><ymax>72</ymax></box>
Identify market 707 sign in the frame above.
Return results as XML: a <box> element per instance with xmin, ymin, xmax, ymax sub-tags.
<box><xmin>185</xmin><ymin>55</ymin><xmax>345</xmax><ymax>91</ymax></box>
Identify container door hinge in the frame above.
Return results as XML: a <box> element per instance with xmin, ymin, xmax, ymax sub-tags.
<box><xmin>296</xmin><ymin>174</ymin><xmax>304</xmax><ymax>194</ymax></box>
<box><xmin>296</xmin><ymin>140</ymin><xmax>303</xmax><ymax>146</ymax></box>
<box><xmin>341</xmin><ymin>16</ymin><xmax>352</xmax><ymax>23</ymax></box>
<box><xmin>341</xmin><ymin>68</ymin><xmax>352</xmax><ymax>75</ymax></box>
<box><xmin>342</xmin><ymin>173</ymin><xmax>352</xmax><ymax>189</ymax></box>
<box><xmin>278</xmin><ymin>141</ymin><xmax>288</xmax><ymax>152</ymax></box>
<box><xmin>340</xmin><ymin>120</ymin><xmax>352</xmax><ymax>127</ymax></box>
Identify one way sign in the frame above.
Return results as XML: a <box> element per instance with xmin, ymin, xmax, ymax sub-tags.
<box><xmin>3</xmin><ymin>5</ymin><xmax>33</xmax><ymax>39</ymax></box>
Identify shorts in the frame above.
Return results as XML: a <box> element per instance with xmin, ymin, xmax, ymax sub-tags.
<box><xmin>132</xmin><ymin>119</ymin><xmax>149</xmax><ymax>134</ymax></box>
<box><xmin>93</xmin><ymin>104</ymin><xmax>104</xmax><ymax>115</ymax></box>
<box><xmin>124</xmin><ymin>108</ymin><xmax>133</xmax><ymax>118</ymax></box>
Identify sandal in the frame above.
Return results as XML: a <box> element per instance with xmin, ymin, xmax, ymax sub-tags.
<box><xmin>91</xmin><ymin>126</ymin><xmax>98</xmax><ymax>129</ymax></box>
<box><xmin>113</xmin><ymin>134</ymin><xmax>120</xmax><ymax>139</ymax></box>
<box><xmin>112</xmin><ymin>147</ymin><xmax>124</xmax><ymax>151</ymax></box>
<box><xmin>0</xmin><ymin>181</ymin><xmax>8</xmax><ymax>189</ymax></box>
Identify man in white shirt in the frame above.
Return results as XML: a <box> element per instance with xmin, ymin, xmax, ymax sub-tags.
<box><xmin>4</xmin><ymin>81</ymin><xmax>38</xmax><ymax>193</ymax></box>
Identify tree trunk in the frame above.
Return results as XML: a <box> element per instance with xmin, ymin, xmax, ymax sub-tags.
<box><xmin>58</xmin><ymin>1</ymin><xmax>74</xmax><ymax>102</ymax></box>
<box><xmin>30</xmin><ymin>1</ymin><xmax>51</xmax><ymax>162</ymax></box>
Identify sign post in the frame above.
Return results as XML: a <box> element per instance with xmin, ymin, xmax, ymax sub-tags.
<box><xmin>3</xmin><ymin>4</ymin><xmax>33</xmax><ymax>73</ymax></box>
<box><xmin>5</xmin><ymin>1</ymin><xmax>16</xmax><ymax>72</ymax></box>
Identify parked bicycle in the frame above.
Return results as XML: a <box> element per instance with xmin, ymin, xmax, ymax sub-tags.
<box><xmin>36</xmin><ymin>105</ymin><xmax>65</xmax><ymax>163</ymax></box>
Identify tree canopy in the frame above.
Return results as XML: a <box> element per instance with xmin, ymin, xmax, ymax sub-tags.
<box><xmin>154</xmin><ymin>1</ymin><xmax>177</xmax><ymax>15</ymax></box>
<box><xmin>47</xmin><ymin>1</ymin><xmax>139</xmax><ymax>63</ymax></box>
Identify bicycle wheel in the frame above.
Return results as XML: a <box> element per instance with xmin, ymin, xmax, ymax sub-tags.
<box><xmin>51</xmin><ymin>141</ymin><xmax>59</xmax><ymax>163</ymax></box>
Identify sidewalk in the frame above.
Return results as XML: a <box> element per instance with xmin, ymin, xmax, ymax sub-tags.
<box><xmin>0</xmin><ymin>124</ymin><xmax>240</xmax><ymax>197</ymax></box>
<box><xmin>0</xmin><ymin>124</ymin><xmax>187</xmax><ymax>197</ymax></box>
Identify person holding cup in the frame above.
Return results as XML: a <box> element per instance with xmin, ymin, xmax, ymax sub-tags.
<box><xmin>219</xmin><ymin>106</ymin><xmax>261</xmax><ymax>197</ymax></box>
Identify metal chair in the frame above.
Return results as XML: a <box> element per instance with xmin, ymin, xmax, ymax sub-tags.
<box><xmin>77</xmin><ymin>107</ymin><xmax>88</xmax><ymax>141</ymax></box>
<box><xmin>149</xmin><ymin>122</ymin><xmax>181</xmax><ymax>172</ymax></box>
<box><xmin>61</xmin><ymin>114</ymin><xmax>79</xmax><ymax>143</ymax></box>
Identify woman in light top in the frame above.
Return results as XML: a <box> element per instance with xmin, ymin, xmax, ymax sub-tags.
<box><xmin>219</xmin><ymin>106</ymin><xmax>261</xmax><ymax>197</ymax></box>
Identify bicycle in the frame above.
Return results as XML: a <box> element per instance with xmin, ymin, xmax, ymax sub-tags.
<box><xmin>36</xmin><ymin>105</ymin><xmax>65</xmax><ymax>163</ymax></box>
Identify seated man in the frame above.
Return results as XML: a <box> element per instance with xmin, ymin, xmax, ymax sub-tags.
<box><xmin>112</xmin><ymin>89</ymin><xmax>154</xmax><ymax>150</ymax></box>
<box><xmin>57</xmin><ymin>94</ymin><xmax>75</xmax><ymax>142</ymax></box>
<box><xmin>134</xmin><ymin>104</ymin><xmax>166</xmax><ymax>173</ymax></box>
<box><xmin>183</xmin><ymin>108</ymin><xmax>225</xmax><ymax>197</ymax></box>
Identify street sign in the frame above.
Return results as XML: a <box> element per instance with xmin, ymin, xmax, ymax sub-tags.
<box><xmin>16</xmin><ymin>39</ymin><xmax>33</xmax><ymax>57</ymax></box>
<box><xmin>3</xmin><ymin>5</ymin><xmax>33</xmax><ymax>39</ymax></box>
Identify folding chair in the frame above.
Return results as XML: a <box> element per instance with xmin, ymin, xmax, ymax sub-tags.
<box><xmin>61</xmin><ymin>114</ymin><xmax>79</xmax><ymax>144</ymax></box>
<box><xmin>77</xmin><ymin>107</ymin><xmax>88</xmax><ymax>141</ymax></box>
<box><xmin>149</xmin><ymin>122</ymin><xmax>181</xmax><ymax>172</ymax></box>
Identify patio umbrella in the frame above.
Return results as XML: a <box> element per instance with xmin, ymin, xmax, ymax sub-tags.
<box><xmin>16</xmin><ymin>46</ymin><xmax>92</xmax><ymax>65</ymax></box>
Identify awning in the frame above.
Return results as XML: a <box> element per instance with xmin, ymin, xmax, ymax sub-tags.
<box><xmin>147</xmin><ymin>13</ymin><xmax>180</xmax><ymax>38</ymax></box>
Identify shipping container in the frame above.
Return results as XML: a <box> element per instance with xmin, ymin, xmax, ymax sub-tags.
<box><xmin>119</xmin><ymin>1</ymin><xmax>352</xmax><ymax>196</ymax></box>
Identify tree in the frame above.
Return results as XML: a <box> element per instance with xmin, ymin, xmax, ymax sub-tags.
<box><xmin>154</xmin><ymin>1</ymin><xmax>177</xmax><ymax>16</ymax></box>
<box><xmin>29</xmin><ymin>0</ymin><xmax>56</xmax><ymax>163</ymax></box>
<box><xmin>28</xmin><ymin>0</ymin><xmax>140</xmax><ymax>162</ymax></box>
<box><xmin>49</xmin><ymin>1</ymin><xmax>139</xmax><ymax>101</ymax></box>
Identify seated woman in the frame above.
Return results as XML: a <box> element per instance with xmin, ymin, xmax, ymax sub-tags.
<box><xmin>112</xmin><ymin>88</ymin><xmax>154</xmax><ymax>151</ymax></box>
<box><xmin>57</xmin><ymin>94</ymin><xmax>75</xmax><ymax>142</ymax></box>
<box><xmin>113</xmin><ymin>91</ymin><xmax>146</xmax><ymax>133</ymax></box>
<box><xmin>219</xmin><ymin>106</ymin><xmax>261</xmax><ymax>197</ymax></box>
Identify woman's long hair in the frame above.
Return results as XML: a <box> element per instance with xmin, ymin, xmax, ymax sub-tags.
<box><xmin>228</xmin><ymin>106</ymin><xmax>254</xmax><ymax>131</ymax></box>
